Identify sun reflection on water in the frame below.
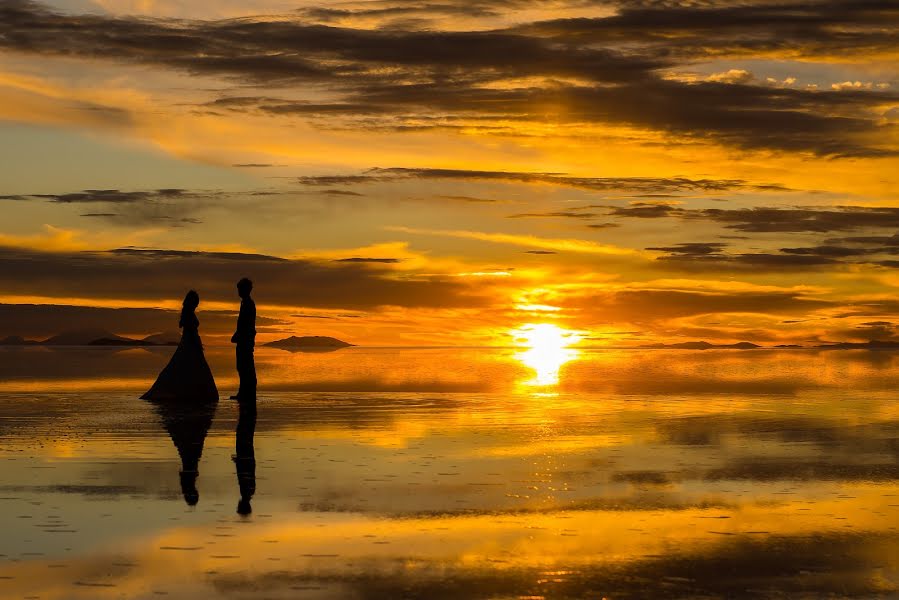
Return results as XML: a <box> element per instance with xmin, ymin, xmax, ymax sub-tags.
<box><xmin>511</xmin><ymin>323</ymin><xmax>583</xmax><ymax>388</ymax></box>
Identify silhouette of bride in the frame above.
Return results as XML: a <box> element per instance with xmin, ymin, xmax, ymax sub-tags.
<box><xmin>141</xmin><ymin>290</ymin><xmax>218</xmax><ymax>402</ymax></box>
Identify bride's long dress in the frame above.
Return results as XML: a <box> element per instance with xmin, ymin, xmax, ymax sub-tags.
<box><xmin>141</xmin><ymin>312</ymin><xmax>218</xmax><ymax>402</ymax></box>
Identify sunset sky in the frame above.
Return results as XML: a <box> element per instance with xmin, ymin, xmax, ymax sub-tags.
<box><xmin>1</xmin><ymin>0</ymin><xmax>898</xmax><ymax>346</ymax></box>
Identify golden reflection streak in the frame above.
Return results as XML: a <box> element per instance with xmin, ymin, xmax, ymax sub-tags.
<box><xmin>511</xmin><ymin>323</ymin><xmax>583</xmax><ymax>387</ymax></box>
<box><xmin>6</xmin><ymin>488</ymin><xmax>899</xmax><ymax>600</ymax></box>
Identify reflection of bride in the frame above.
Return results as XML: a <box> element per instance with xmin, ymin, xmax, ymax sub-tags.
<box><xmin>151</xmin><ymin>399</ymin><xmax>218</xmax><ymax>505</ymax></box>
<box><xmin>141</xmin><ymin>290</ymin><xmax>219</xmax><ymax>402</ymax></box>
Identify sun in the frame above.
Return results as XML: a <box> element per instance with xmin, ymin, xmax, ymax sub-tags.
<box><xmin>511</xmin><ymin>323</ymin><xmax>583</xmax><ymax>388</ymax></box>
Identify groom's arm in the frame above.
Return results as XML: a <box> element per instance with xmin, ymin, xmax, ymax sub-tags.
<box><xmin>232</xmin><ymin>301</ymin><xmax>246</xmax><ymax>344</ymax></box>
<box><xmin>244</xmin><ymin>300</ymin><xmax>256</xmax><ymax>343</ymax></box>
<box><xmin>233</xmin><ymin>300</ymin><xmax>256</xmax><ymax>344</ymax></box>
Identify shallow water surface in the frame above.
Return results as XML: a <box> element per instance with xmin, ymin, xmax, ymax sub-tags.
<box><xmin>1</xmin><ymin>347</ymin><xmax>898</xmax><ymax>598</ymax></box>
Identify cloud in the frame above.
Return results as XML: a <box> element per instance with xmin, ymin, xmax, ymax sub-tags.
<box><xmin>436</xmin><ymin>195</ymin><xmax>500</xmax><ymax>203</ymax></box>
<box><xmin>725</xmin><ymin>253</ymin><xmax>839</xmax><ymax>268</ymax></box>
<box><xmin>296</xmin><ymin>167</ymin><xmax>764</xmax><ymax>193</ymax></box>
<box><xmin>29</xmin><ymin>188</ymin><xmax>197</xmax><ymax>204</ymax></box>
<box><xmin>557</xmin><ymin>287</ymin><xmax>831</xmax><ymax>322</ymax></box>
<box><xmin>295</xmin><ymin>174</ymin><xmax>389</xmax><ymax>186</ymax></box>
<box><xmin>608</xmin><ymin>202</ymin><xmax>683</xmax><ymax>218</ymax></box>
<box><xmin>779</xmin><ymin>245</ymin><xmax>877</xmax><ymax>258</ymax></box>
<box><xmin>826</xmin><ymin>320</ymin><xmax>899</xmax><ymax>343</ymax></box>
<box><xmin>297</xmin><ymin>3</ymin><xmax>504</xmax><ymax>26</ymax></box>
<box><xmin>334</xmin><ymin>257</ymin><xmax>402</xmax><ymax>263</ymax></box>
<box><xmin>3</xmin><ymin>1</ymin><xmax>895</xmax><ymax>155</ymax></box>
<box><xmin>0</xmin><ymin>246</ymin><xmax>489</xmax><ymax>310</ymax></box>
<box><xmin>107</xmin><ymin>247</ymin><xmax>288</xmax><ymax>261</ymax></box>
<box><xmin>349</xmin><ymin>80</ymin><xmax>897</xmax><ymax>156</ymax></box>
<box><xmin>388</xmin><ymin>226</ymin><xmax>639</xmax><ymax>255</ymax></box>
<box><xmin>0</xmin><ymin>302</ymin><xmax>283</xmax><ymax>338</ymax></box>
<box><xmin>0</xmin><ymin>1</ymin><xmax>661</xmax><ymax>85</ymax></box>
<box><xmin>646</xmin><ymin>242</ymin><xmax>852</xmax><ymax>270</ymax></box>
<box><xmin>318</xmin><ymin>189</ymin><xmax>366</xmax><ymax>197</ymax></box>
<box><xmin>508</xmin><ymin>211</ymin><xmax>599</xmax><ymax>219</ymax></box>
<box><xmin>705</xmin><ymin>69</ymin><xmax>754</xmax><ymax>84</ymax></box>
<box><xmin>611</xmin><ymin>204</ymin><xmax>899</xmax><ymax>233</ymax></box>
<box><xmin>646</xmin><ymin>242</ymin><xmax>728</xmax><ymax>256</ymax></box>
<box><xmin>831</xmin><ymin>80</ymin><xmax>892</xmax><ymax>91</ymax></box>
<box><xmin>644</xmin><ymin>233</ymin><xmax>899</xmax><ymax>271</ymax></box>
<box><xmin>825</xmin><ymin>233</ymin><xmax>899</xmax><ymax>252</ymax></box>
<box><xmin>698</xmin><ymin>206</ymin><xmax>899</xmax><ymax>232</ymax></box>
<box><xmin>587</xmin><ymin>222</ymin><xmax>620</xmax><ymax>229</ymax></box>
<box><xmin>518</xmin><ymin>1</ymin><xmax>899</xmax><ymax>62</ymax></box>
<box><xmin>2</xmin><ymin>188</ymin><xmax>241</xmax><ymax>228</ymax></box>
<box><xmin>0</xmin><ymin>225</ymin><xmax>92</xmax><ymax>252</ymax></box>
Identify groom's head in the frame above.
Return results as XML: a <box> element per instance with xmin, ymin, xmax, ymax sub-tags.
<box><xmin>237</xmin><ymin>277</ymin><xmax>253</xmax><ymax>299</ymax></box>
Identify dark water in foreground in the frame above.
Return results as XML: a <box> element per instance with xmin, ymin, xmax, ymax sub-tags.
<box><xmin>1</xmin><ymin>346</ymin><xmax>898</xmax><ymax>598</ymax></box>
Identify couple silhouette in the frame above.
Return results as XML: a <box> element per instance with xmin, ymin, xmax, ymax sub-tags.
<box><xmin>140</xmin><ymin>278</ymin><xmax>257</xmax><ymax>513</ymax></box>
<box><xmin>141</xmin><ymin>278</ymin><xmax>256</xmax><ymax>402</ymax></box>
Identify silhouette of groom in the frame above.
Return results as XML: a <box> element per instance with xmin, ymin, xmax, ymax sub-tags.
<box><xmin>230</xmin><ymin>278</ymin><xmax>256</xmax><ymax>400</ymax></box>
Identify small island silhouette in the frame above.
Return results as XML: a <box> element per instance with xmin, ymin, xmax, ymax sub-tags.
<box><xmin>640</xmin><ymin>341</ymin><xmax>760</xmax><ymax>350</ymax></box>
<box><xmin>264</xmin><ymin>335</ymin><xmax>353</xmax><ymax>352</ymax></box>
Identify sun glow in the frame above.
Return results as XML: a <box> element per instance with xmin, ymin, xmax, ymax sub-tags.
<box><xmin>512</xmin><ymin>323</ymin><xmax>583</xmax><ymax>388</ymax></box>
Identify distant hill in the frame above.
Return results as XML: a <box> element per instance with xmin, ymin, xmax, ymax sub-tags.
<box><xmin>640</xmin><ymin>341</ymin><xmax>761</xmax><ymax>350</ymax></box>
<box><xmin>142</xmin><ymin>331</ymin><xmax>181</xmax><ymax>345</ymax></box>
<box><xmin>264</xmin><ymin>336</ymin><xmax>353</xmax><ymax>352</ymax></box>
<box><xmin>42</xmin><ymin>329</ymin><xmax>130</xmax><ymax>346</ymax></box>
<box><xmin>816</xmin><ymin>340</ymin><xmax>899</xmax><ymax>350</ymax></box>
<box><xmin>634</xmin><ymin>339</ymin><xmax>899</xmax><ymax>350</ymax></box>
<box><xmin>88</xmin><ymin>337</ymin><xmax>154</xmax><ymax>347</ymax></box>
<box><xmin>0</xmin><ymin>335</ymin><xmax>39</xmax><ymax>346</ymax></box>
<box><xmin>1</xmin><ymin>329</ymin><xmax>179</xmax><ymax>347</ymax></box>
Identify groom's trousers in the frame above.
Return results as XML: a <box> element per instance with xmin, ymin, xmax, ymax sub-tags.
<box><xmin>236</xmin><ymin>344</ymin><xmax>257</xmax><ymax>398</ymax></box>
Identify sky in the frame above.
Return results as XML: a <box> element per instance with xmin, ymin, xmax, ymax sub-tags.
<box><xmin>0</xmin><ymin>0</ymin><xmax>898</xmax><ymax>346</ymax></box>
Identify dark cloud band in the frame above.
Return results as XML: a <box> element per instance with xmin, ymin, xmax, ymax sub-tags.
<box><xmin>2</xmin><ymin>1</ymin><xmax>896</xmax><ymax>156</ymax></box>
<box><xmin>0</xmin><ymin>246</ymin><xmax>487</xmax><ymax>310</ymax></box>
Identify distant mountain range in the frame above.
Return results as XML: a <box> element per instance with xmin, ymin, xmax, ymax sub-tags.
<box><xmin>3</xmin><ymin>331</ymin><xmax>899</xmax><ymax>351</ymax></box>
<box><xmin>815</xmin><ymin>340</ymin><xmax>899</xmax><ymax>350</ymax></box>
<box><xmin>0</xmin><ymin>329</ymin><xmax>180</xmax><ymax>347</ymax></box>
<box><xmin>0</xmin><ymin>330</ymin><xmax>355</xmax><ymax>349</ymax></box>
<box><xmin>640</xmin><ymin>340</ymin><xmax>899</xmax><ymax>350</ymax></box>
<box><xmin>264</xmin><ymin>336</ymin><xmax>353</xmax><ymax>352</ymax></box>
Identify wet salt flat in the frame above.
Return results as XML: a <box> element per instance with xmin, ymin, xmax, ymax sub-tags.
<box><xmin>1</xmin><ymin>347</ymin><xmax>899</xmax><ymax>599</ymax></box>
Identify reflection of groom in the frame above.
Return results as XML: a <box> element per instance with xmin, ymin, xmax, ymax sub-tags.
<box><xmin>234</xmin><ymin>400</ymin><xmax>257</xmax><ymax>515</ymax></box>
<box><xmin>230</xmin><ymin>278</ymin><xmax>256</xmax><ymax>400</ymax></box>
